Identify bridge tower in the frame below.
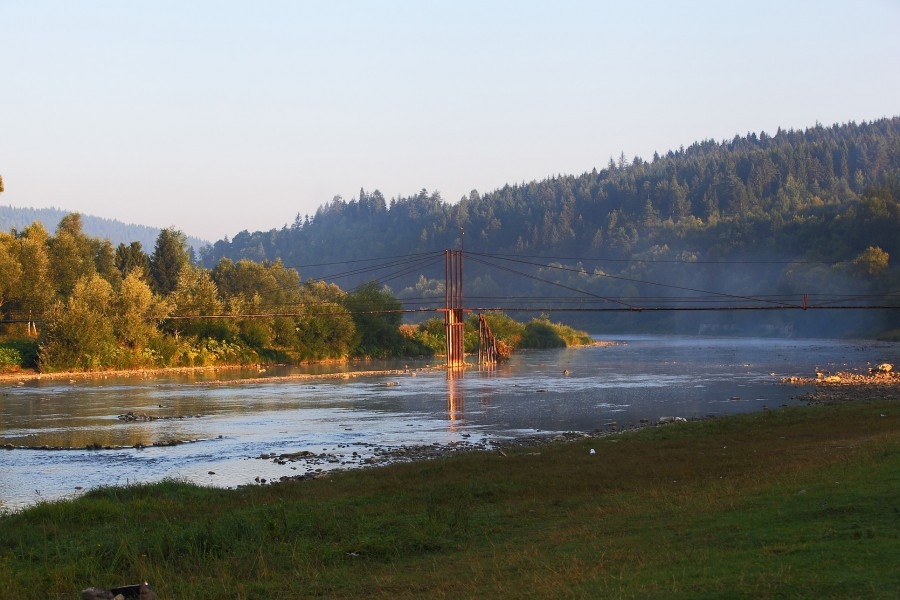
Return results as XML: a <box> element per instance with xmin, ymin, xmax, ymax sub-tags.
<box><xmin>442</xmin><ymin>249</ymin><xmax>466</xmax><ymax>369</ymax></box>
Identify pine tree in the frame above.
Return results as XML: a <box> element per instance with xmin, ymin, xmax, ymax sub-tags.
<box><xmin>150</xmin><ymin>228</ymin><xmax>190</xmax><ymax>295</ymax></box>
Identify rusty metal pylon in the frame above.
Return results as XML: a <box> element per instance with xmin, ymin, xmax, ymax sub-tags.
<box><xmin>442</xmin><ymin>249</ymin><xmax>466</xmax><ymax>369</ymax></box>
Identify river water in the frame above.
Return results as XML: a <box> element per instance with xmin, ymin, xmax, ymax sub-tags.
<box><xmin>2</xmin><ymin>335</ymin><xmax>898</xmax><ymax>511</ymax></box>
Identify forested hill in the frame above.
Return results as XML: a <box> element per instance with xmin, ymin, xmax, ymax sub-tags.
<box><xmin>203</xmin><ymin>118</ymin><xmax>899</xmax><ymax>270</ymax></box>
<box><xmin>199</xmin><ymin>117</ymin><xmax>900</xmax><ymax>336</ymax></box>
<box><xmin>0</xmin><ymin>206</ymin><xmax>208</xmax><ymax>252</ymax></box>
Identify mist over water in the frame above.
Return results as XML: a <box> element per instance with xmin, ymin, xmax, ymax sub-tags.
<box><xmin>2</xmin><ymin>335</ymin><xmax>898</xmax><ymax>511</ymax></box>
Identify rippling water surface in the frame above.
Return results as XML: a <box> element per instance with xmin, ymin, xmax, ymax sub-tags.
<box><xmin>2</xmin><ymin>335</ymin><xmax>898</xmax><ymax>510</ymax></box>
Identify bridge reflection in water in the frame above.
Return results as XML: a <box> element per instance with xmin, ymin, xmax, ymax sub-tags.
<box><xmin>445</xmin><ymin>365</ymin><xmax>501</xmax><ymax>431</ymax></box>
<box><xmin>446</xmin><ymin>370</ymin><xmax>464</xmax><ymax>427</ymax></box>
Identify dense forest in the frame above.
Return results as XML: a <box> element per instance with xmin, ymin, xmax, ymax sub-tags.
<box><xmin>2</xmin><ymin>118</ymin><xmax>899</xmax><ymax>373</ymax></box>
<box><xmin>201</xmin><ymin>118</ymin><xmax>900</xmax><ymax>337</ymax></box>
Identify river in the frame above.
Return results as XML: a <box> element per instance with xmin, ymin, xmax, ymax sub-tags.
<box><xmin>2</xmin><ymin>335</ymin><xmax>898</xmax><ymax>511</ymax></box>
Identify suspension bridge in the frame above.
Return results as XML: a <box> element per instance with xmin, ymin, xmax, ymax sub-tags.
<box><xmin>3</xmin><ymin>247</ymin><xmax>898</xmax><ymax>370</ymax></box>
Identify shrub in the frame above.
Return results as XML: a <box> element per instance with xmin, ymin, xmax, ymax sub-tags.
<box><xmin>0</xmin><ymin>346</ymin><xmax>23</xmax><ymax>370</ymax></box>
<box><xmin>521</xmin><ymin>318</ymin><xmax>567</xmax><ymax>349</ymax></box>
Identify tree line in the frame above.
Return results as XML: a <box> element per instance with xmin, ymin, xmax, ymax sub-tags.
<box><xmin>3</xmin><ymin>116</ymin><xmax>898</xmax><ymax>367</ymax></box>
<box><xmin>203</xmin><ymin>118</ymin><xmax>900</xmax><ymax>273</ymax></box>
<box><xmin>0</xmin><ymin>215</ymin><xmax>433</xmax><ymax>371</ymax></box>
<box><xmin>0</xmin><ymin>214</ymin><xmax>592</xmax><ymax>372</ymax></box>
<box><xmin>200</xmin><ymin>118</ymin><xmax>900</xmax><ymax>337</ymax></box>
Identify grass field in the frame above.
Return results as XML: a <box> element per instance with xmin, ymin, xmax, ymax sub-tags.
<box><xmin>1</xmin><ymin>396</ymin><xmax>898</xmax><ymax>599</ymax></box>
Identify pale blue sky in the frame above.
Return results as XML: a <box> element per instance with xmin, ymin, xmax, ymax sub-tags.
<box><xmin>2</xmin><ymin>1</ymin><xmax>898</xmax><ymax>241</ymax></box>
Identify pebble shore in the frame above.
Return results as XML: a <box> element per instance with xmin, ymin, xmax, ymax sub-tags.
<box><xmin>781</xmin><ymin>363</ymin><xmax>900</xmax><ymax>403</ymax></box>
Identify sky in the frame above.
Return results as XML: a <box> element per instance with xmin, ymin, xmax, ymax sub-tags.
<box><xmin>2</xmin><ymin>1</ymin><xmax>899</xmax><ymax>243</ymax></box>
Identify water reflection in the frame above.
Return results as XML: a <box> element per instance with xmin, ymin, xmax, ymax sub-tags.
<box><xmin>2</xmin><ymin>336</ymin><xmax>899</xmax><ymax>510</ymax></box>
<box><xmin>446</xmin><ymin>371</ymin><xmax>464</xmax><ymax>423</ymax></box>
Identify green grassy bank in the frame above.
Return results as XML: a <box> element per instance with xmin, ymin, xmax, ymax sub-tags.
<box><xmin>2</xmin><ymin>398</ymin><xmax>899</xmax><ymax>599</ymax></box>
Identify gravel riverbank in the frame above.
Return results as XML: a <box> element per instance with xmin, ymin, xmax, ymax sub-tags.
<box><xmin>782</xmin><ymin>363</ymin><xmax>900</xmax><ymax>403</ymax></box>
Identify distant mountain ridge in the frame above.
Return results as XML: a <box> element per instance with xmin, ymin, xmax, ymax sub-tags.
<box><xmin>195</xmin><ymin>116</ymin><xmax>900</xmax><ymax>337</ymax></box>
<box><xmin>0</xmin><ymin>205</ymin><xmax>209</xmax><ymax>251</ymax></box>
<box><xmin>201</xmin><ymin>117</ymin><xmax>900</xmax><ymax>274</ymax></box>
<box><xmin>2</xmin><ymin>117</ymin><xmax>898</xmax><ymax>339</ymax></box>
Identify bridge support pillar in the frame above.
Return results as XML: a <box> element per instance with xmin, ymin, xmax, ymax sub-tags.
<box><xmin>443</xmin><ymin>250</ymin><xmax>466</xmax><ymax>369</ymax></box>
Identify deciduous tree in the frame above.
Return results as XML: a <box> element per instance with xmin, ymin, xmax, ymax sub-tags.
<box><xmin>114</xmin><ymin>269</ymin><xmax>171</xmax><ymax>351</ymax></box>
<box><xmin>49</xmin><ymin>214</ymin><xmax>97</xmax><ymax>297</ymax></box>
<box><xmin>11</xmin><ymin>223</ymin><xmax>54</xmax><ymax>327</ymax></box>
<box><xmin>851</xmin><ymin>246</ymin><xmax>889</xmax><ymax>277</ymax></box>
<box><xmin>0</xmin><ymin>233</ymin><xmax>22</xmax><ymax>314</ymax></box>
<box><xmin>345</xmin><ymin>281</ymin><xmax>404</xmax><ymax>357</ymax></box>
<box><xmin>169</xmin><ymin>265</ymin><xmax>224</xmax><ymax>338</ymax></box>
<box><xmin>39</xmin><ymin>275</ymin><xmax>116</xmax><ymax>371</ymax></box>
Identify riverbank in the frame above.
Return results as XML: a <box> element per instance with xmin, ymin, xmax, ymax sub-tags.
<box><xmin>0</xmin><ymin>363</ymin><xmax>247</xmax><ymax>384</ymax></box>
<box><xmin>0</xmin><ymin>338</ymin><xmax>619</xmax><ymax>385</ymax></box>
<box><xmin>781</xmin><ymin>363</ymin><xmax>900</xmax><ymax>403</ymax></box>
<box><xmin>2</xmin><ymin>386</ymin><xmax>899</xmax><ymax>599</ymax></box>
<box><xmin>0</xmin><ymin>362</ymin><xmax>436</xmax><ymax>385</ymax></box>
